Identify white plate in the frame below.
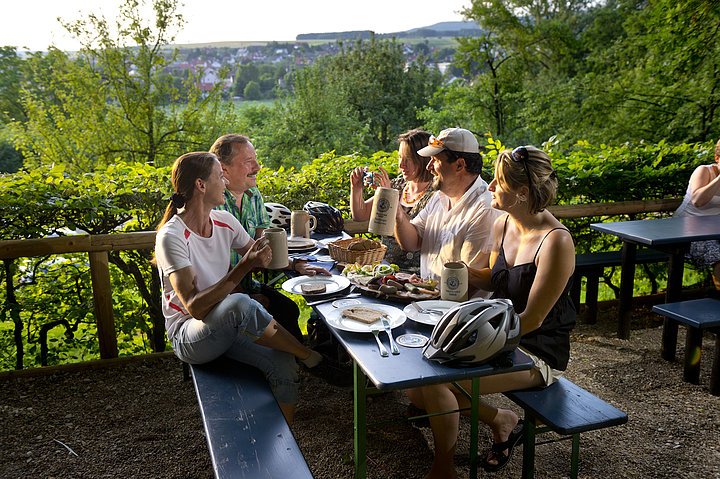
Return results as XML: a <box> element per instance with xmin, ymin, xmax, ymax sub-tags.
<box><xmin>332</xmin><ymin>298</ymin><xmax>362</xmax><ymax>308</ymax></box>
<box><xmin>403</xmin><ymin>300</ymin><xmax>458</xmax><ymax>326</ymax></box>
<box><xmin>281</xmin><ymin>275</ymin><xmax>351</xmax><ymax>296</ymax></box>
<box><xmin>287</xmin><ymin>237</ymin><xmax>316</xmax><ymax>250</ymax></box>
<box><xmin>325</xmin><ymin>304</ymin><xmax>406</xmax><ymax>333</ymax></box>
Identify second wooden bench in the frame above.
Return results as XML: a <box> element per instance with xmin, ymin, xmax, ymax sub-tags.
<box><xmin>652</xmin><ymin>298</ymin><xmax>720</xmax><ymax>395</ymax></box>
<box><xmin>505</xmin><ymin>377</ymin><xmax>628</xmax><ymax>479</ymax></box>
<box><xmin>571</xmin><ymin>248</ymin><xmax>669</xmax><ymax>323</ymax></box>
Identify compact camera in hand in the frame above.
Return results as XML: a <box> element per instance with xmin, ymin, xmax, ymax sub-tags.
<box><xmin>363</xmin><ymin>171</ymin><xmax>375</xmax><ymax>187</ymax></box>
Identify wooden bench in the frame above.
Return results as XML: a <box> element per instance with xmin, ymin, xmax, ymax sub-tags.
<box><xmin>652</xmin><ymin>298</ymin><xmax>720</xmax><ymax>395</ymax></box>
<box><xmin>505</xmin><ymin>377</ymin><xmax>628</xmax><ymax>479</ymax></box>
<box><xmin>571</xmin><ymin>248</ymin><xmax>670</xmax><ymax>323</ymax></box>
<box><xmin>187</xmin><ymin>357</ymin><xmax>313</xmax><ymax>479</ymax></box>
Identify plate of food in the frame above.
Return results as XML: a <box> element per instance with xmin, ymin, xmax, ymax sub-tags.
<box><xmin>281</xmin><ymin>275</ymin><xmax>351</xmax><ymax>296</ymax></box>
<box><xmin>287</xmin><ymin>237</ymin><xmax>317</xmax><ymax>251</ymax></box>
<box><xmin>403</xmin><ymin>300</ymin><xmax>457</xmax><ymax>326</ymax></box>
<box><xmin>324</xmin><ymin>303</ymin><xmax>406</xmax><ymax>333</ymax></box>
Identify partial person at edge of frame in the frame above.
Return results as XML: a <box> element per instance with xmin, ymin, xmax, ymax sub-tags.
<box><xmin>405</xmin><ymin>145</ymin><xmax>577</xmax><ymax>479</ymax></box>
<box><xmin>673</xmin><ymin>138</ymin><xmax>720</xmax><ymax>290</ymax></box>
<box><xmin>153</xmin><ymin>152</ymin><xmax>323</xmax><ymax>425</ymax></box>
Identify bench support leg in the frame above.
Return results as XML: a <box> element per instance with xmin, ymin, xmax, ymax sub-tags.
<box><xmin>570</xmin><ymin>433</ymin><xmax>580</xmax><ymax>479</ymax></box>
<box><xmin>570</xmin><ymin>273</ymin><xmax>582</xmax><ymax>312</ymax></box>
<box><xmin>521</xmin><ymin>417</ymin><xmax>537</xmax><ymax>479</ymax></box>
<box><xmin>683</xmin><ymin>327</ymin><xmax>703</xmax><ymax>384</ymax></box>
<box><xmin>712</xmin><ymin>335</ymin><xmax>720</xmax><ymax>396</ymax></box>
<box><xmin>662</xmin><ymin>318</ymin><xmax>679</xmax><ymax>361</ymax></box>
<box><xmin>353</xmin><ymin>361</ymin><xmax>367</xmax><ymax>479</ymax></box>
<box><xmin>661</xmin><ymin>249</ymin><xmax>686</xmax><ymax>360</ymax></box>
<box><xmin>585</xmin><ymin>270</ymin><xmax>600</xmax><ymax>325</ymax></box>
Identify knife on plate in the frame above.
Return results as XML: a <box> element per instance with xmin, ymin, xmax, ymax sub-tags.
<box><xmin>306</xmin><ymin>293</ymin><xmax>361</xmax><ymax>307</ymax></box>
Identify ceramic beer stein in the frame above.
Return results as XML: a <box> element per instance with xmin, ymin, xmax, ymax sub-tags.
<box><xmin>263</xmin><ymin>228</ymin><xmax>289</xmax><ymax>269</ymax></box>
<box><xmin>368</xmin><ymin>187</ymin><xmax>399</xmax><ymax>236</ymax></box>
<box><xmin>441</xmin><ymin>262</ymin><xmax>468</xmax><ymax>301</ymax></box>
<box><xmin>290</xmin><ymin>210</ymin><xmax>317</xmax><ymax>238</ymax></box>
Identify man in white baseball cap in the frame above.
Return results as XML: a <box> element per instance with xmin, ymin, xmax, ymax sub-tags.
<box><xmin>394</xmin><ymin>127</ymin><xmax>501</xmax><ymax>295</ymax></box>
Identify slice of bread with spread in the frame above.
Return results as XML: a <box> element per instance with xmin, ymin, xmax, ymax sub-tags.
<box><xmin>300</xmin><ymin>282</ymin><xmax>327</xmax><ymax>294</ymax></box>
<box><xmin>341</xmin><ymin>306</ymin><xmax>384</xmax><ymax>324</ymax></box>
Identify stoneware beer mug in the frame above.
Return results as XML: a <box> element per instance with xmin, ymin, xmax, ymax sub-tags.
<box><xmin>290</xmin><ymin>210</ymin><xmax>317</xmax><ymax>238</ymax></box>
<box><xmin>263</xmin><ymin>228</ymin><xmax>289</xmax><ymax>269</ymax></box>
<box><xmin>441</xmin><ymin>262</ymin><xmax>468</xmax><ymax>301</ymax></box>
<box><xmin>368</xmin><ymin>187</ymin><xmax>399</xmax><ymax>236</ymax></box>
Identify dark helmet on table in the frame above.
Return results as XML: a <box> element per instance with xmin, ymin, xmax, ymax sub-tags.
<box><xmin>423</xmin><ymin>298</ymin><xmax>521</xmax><ymax>365</ymax></box>
<box><xmin>265</xmin><ymin>202</ymin><xmax>291</xmax><ymax>231</ymax></box>
<box><xmin>303</xmin><ymin>201</ymin><xmax>344</xmax><ymax>234</ymax></box>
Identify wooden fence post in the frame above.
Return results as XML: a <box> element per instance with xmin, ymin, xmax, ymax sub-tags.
<box><xmin>89</xmin><ymin>251</ymin><xmax>118</xmax><ymax>359</ymax></box>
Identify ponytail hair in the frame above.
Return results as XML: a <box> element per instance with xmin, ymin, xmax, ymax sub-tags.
<box><xmin>156</xmin><ymin>152</ymin><xmax>218</xmax><ymax>231</ymax></box>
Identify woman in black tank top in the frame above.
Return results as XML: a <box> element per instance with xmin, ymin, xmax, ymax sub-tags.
<box><xmin>405</xmin><ymin>146</ymin><xmax>576</xmax><ymax>478</ymax></box>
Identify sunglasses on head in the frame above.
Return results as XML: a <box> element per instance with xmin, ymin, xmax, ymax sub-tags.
<box><xmin>510</xmin><ymin>146</ymin><xmax>533</xmax><ymax>189</ymax></box>
<box><xmin>428</xmin><ymin>135</ymin><xmax>445</xmax><ymax>148</ymax></box>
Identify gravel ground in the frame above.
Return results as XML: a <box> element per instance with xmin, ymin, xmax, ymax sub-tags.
<box><xmin>1</xmin><ymin>303</ymin><xmax>720</xmax><ymax>479</ymax></box>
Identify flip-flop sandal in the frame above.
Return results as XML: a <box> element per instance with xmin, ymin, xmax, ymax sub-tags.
<box><xmin>482</xmin><ymin>419</ymin><xmax>525</xmax><ymax>473</ymax></box>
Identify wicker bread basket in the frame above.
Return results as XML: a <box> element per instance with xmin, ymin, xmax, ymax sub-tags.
<box><xmin>328</xmin><ymin>238</ymin><xmax>387</xmax><ymax>264</ymax></box>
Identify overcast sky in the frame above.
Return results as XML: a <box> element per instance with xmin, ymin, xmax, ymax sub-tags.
<box><xmin>1</xmin><ymin>0</ymin><xmax>472</xmax><ymax>51</ymax></box>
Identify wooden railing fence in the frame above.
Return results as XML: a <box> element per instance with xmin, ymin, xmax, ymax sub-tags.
<box><xmin>0</xmin><ymin>199</ymin><xmax>682</xmax><ymax>365</ymax></box>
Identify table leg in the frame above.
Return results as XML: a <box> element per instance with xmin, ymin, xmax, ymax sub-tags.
<box><xmin>661</xmin><ymin>249</ymin><xmax>685</xmax><ymax>361</ymax></box>
<box><xmin>353</xmin><ymin>360</ymin><xmax>367</xmax><ymax>479</ymax></box>
<box><xmin>711</xmin><ymin>335</ymin><xmax>720</xmax><ymax>396</ymax></box>
<box><xmin>470</xmin><ymin>378</ymin><xmax>479</xmax><ymax>479</ymax></box>
<box><xmin>683</xmin><ymin>327</ymin><xmax>703</xmax><ymax>384</ymax></box>
<box><xmin>618</xmin><ymin>242</ymin><xmax>637</xmax><ymax>340</ymax></box>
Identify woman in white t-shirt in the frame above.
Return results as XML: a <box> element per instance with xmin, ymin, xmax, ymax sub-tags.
<box><xmin>674</xmin><ymin>139</ymin><xmax>720</xmax><ymax>289</ymax></box>
<box><xmin>153</xmin><ymin>152</ymin><xmax>322</xmax><ymax>424</ymax></box>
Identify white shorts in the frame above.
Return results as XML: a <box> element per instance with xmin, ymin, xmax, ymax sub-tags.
<box><xmin>519</xmin><ymin>347</ymin><xmax>563</xmax><ymax>387</ymax></box>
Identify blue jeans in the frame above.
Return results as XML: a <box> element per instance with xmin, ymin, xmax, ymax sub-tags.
<box><xmin>171</xmin><ymin>293</ymin><xmax>299</xmax><ymax>404</ymax></box>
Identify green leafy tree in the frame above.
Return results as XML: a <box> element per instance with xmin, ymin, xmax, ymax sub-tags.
<box><xmin>253</xmin><ymin>37</ymin><xmax>441</xmax><ymax>167</ymax></box>
<box><xmin>11</xmin><ymin>0</ymin><xmax>236</xmax><ymax>172</ymax></box>
<box><xmin>243</xmin><ymin>80</ymin><xmax>262</xmax><ymax>100</ymax></box>
<box><xmin>582</xmin><ymin>0</ymin><xmax>720</xmax><ymax>143</ymax></box>
<box><xmin>0</xmin><ymin>161</ymin><xmax>171</xmax><ymax>369</ymax></box>
<box><xmin>0</xmin><ymin>47</ymin><xmax>26</xmax><ymax>124</ymax></box>
<box><xmin>2</xmin><ymin>0</ymin><xmax>241</xmax><ymax>366</ymax></box>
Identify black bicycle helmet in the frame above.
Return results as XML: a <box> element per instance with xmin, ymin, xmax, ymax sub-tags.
<box><xmin>303</xmin><ymin>201</ymin><xmax>344</xmax><ymax>234</ymax></box>
<box><xmin>265</xmin><ymin>202</ymin><xmax>292</xmax><ymax>231</ymax></box>
<box><xmin>423</xmin><ymin>298</ymin><xmax>521</xmax><ymax>365</ymax></box>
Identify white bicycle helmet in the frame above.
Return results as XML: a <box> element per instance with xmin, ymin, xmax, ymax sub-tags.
<box><xmin>423</xmin><ymin>298</ymin><xmax>521</xmax><ymax>365</ymax></box>
<box><xmin>265</xmin><ymin>202</ymin><xmax>291</xmax><ymax>230</ymax></box>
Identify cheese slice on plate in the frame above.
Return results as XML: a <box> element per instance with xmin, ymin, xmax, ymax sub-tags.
<box><xmin>341</xmin><ymin>306</ymin><xmax>384</xmax><ymax>324</ymax></box>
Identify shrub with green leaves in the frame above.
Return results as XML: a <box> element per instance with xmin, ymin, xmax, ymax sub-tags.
<box><xmin>0</xmin><ymin>139</ymin><xmax>714</xmax><ymax>370</ymax></box>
